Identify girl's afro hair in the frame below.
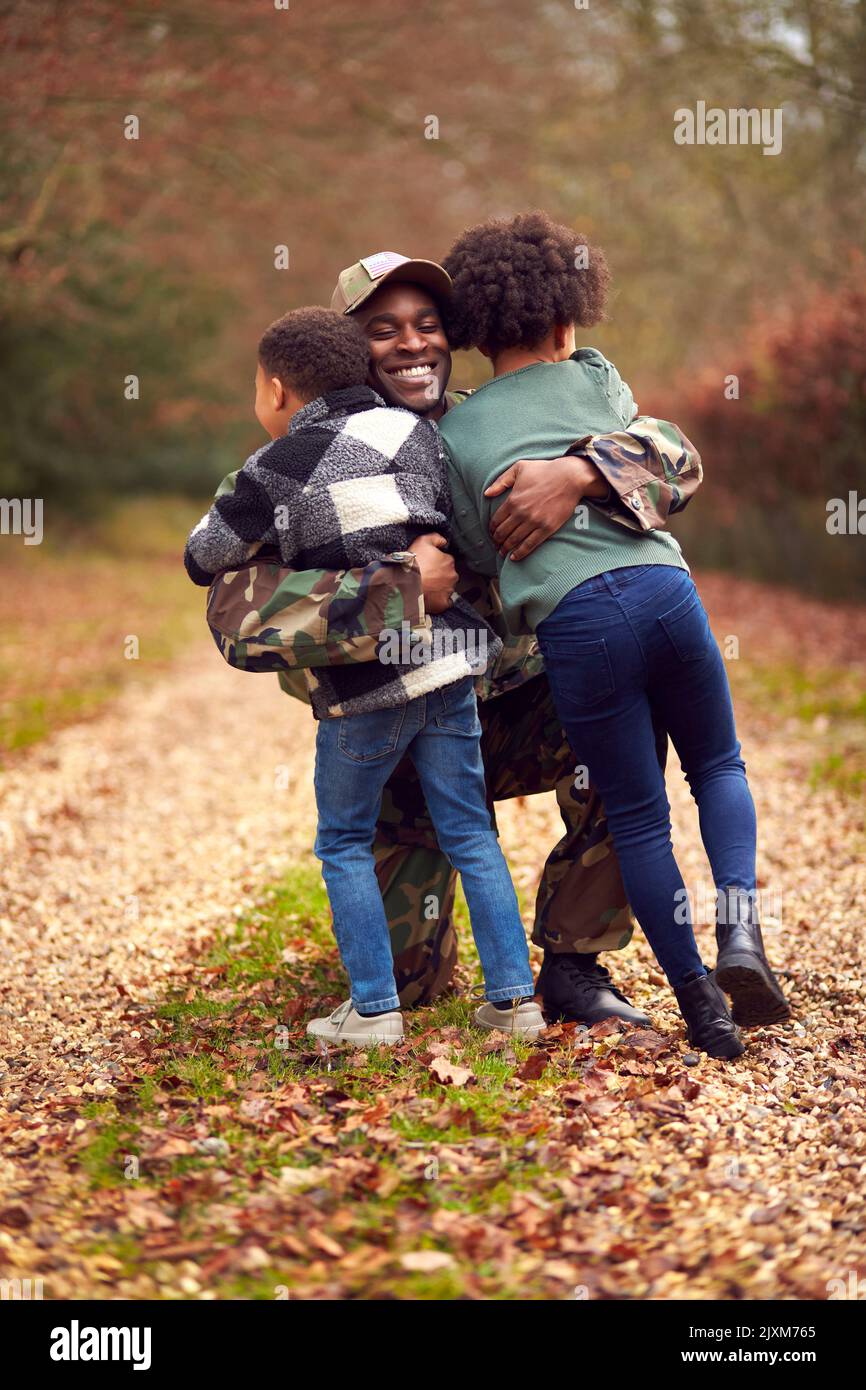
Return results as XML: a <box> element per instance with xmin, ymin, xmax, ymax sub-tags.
<box><xmin>442</xmin><ymin>210</ymin><xmax>610</xmax><ymax>354</ymax></box>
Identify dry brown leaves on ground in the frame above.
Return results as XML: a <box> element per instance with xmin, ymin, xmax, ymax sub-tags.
<box><xmin>0</xmin><ymin>574</ymin><xmax>864</xmax><ymax>1299</ymax></box>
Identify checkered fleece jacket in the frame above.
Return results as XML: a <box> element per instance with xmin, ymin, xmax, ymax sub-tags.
<box><xmin>184</xmin><ymin>385</ymin><xmax>500</xmax><ymax>717</ymax></box>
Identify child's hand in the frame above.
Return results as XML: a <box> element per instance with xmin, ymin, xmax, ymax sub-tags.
<box><xmin>485</xmin><ymin>456</ymin><xmax>607</xmax><ymax>561</ymax></box>
<box><xmin>408</xmin><ymin>533</ymin><xmax>458</xmax><ymax>613</ymax></box>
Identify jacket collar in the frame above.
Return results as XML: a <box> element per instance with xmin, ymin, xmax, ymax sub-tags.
<box><xmin>286</xmin><ymin>384</ymin><xmax>384</xmax><ymax>435</ymax></box>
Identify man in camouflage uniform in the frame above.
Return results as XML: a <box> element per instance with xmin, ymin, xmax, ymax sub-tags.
<box><xmin>205</xmin><ymin>253</ymin><xmax>702</xmax><ymax>1023</ymax></box>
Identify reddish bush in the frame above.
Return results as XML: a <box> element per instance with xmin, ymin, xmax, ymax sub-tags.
<box><xmin>646</xmin><ymin>259</ymin><xmax>866</xmax><ymax>506</ymax></box>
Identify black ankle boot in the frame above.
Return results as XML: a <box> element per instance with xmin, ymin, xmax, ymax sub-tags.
<box><xmin>714</xmin><ymin>887</ymin><xmax>791</xmax><ymax>1027</ymax></box>
<box><xmin>673</xmin><ymin>970</ymin><xmax>746</xmax><ymax>1059</ymax></box>
<box><xmin>537</xmin><ymin>952</ymin><xmax>651</xmax><ymax>1027</ymax></box>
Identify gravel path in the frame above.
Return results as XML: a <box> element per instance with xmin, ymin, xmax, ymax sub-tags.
<box><xmin>0</xmin><ymin>648</ymin><xmax>315</xmax><ymax>1232</ymax></box>
<box><xmin>1</xmin><ymin>577</ymin><xmax>864</xmax><ymax>1298</ymax></box>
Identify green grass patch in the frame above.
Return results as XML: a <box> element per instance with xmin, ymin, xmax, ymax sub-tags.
<box><xmin>0</xmin><ymin>495</ymin><xmax>207</xmax><ymax>756</ymax></box>
<box><xmin>69</xmin><ymin>860</ymin><xmax>580</xmax><ymax>1296</ymax></box>
<box><xmin>733</xmin><ymin>659</ymin><xmax>866</xmax><ymax>725</ymax></box>
<box><xmin>808</xmin><ymin>752</ymin><xmax>866</xmax><ymax>799</ymax></box>
<box><xmin>732</xmin><ymin>657</ymin><xmax>866</xmax><ymax>807</ymax></box>
<box><xmin>77</xmin><ymin>1103</ymin><xmax>142</xmax><ymax>1188</ymax></box>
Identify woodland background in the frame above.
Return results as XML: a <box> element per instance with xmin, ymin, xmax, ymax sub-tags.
<box><xmin>1</xmin><ymin>2</ymin><xmax>866</xmax><ymax>1304</ymax></box>
<box><xmin>2</xmin><ymin>0</ymin><xmax>865</xmax><ymax>595</ymax></box>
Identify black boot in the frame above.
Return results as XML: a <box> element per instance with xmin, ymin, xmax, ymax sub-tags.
<box><xmin>714</xmin><ymin>887</ymin><xmax>791</xmax><ymax>1027</ymax></box>
<box><xmin>538</xmin><ymin>952</ymin><xmax>651</xmax><ymax>1027</ymax></box>
<box><xmin>673</xmin><ymin>970</ymin><xmax>746</xmax><ymax>1059</ymax></box>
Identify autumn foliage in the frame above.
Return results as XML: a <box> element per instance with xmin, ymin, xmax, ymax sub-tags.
<box><xmin>2</xmin><ymin>0</ymin><xmax>865</xmax><ymax>590</ymax></box>
<box><xmin>649</xmin><ymin>262</ymin><xmax>866</xmax><ymax>508</ymax></box>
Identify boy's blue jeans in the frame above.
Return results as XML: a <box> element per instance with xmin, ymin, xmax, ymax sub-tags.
<box><xmin>313</xmin><ymin>676</ymin><xmax>534</xmax><ymax>1013</ymax></box>
<box><xmin>536</xmin><ymin>566</ymin><xmax>757</xmax><ymax>989</ymax></box>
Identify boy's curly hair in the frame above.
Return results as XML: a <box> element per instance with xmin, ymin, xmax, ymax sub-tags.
<box><xmin>442</xmin><ymin>211</ymin><xmax>610</xmax><ymax>354</ymax></box>
<box><xmin>258</xmin><ymin>306</ymin><xmax>370</xmax><ymax>401</ymax></box>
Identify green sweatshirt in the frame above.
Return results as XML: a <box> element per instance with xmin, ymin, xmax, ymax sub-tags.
<box><xmin>438</xmin><ymin>348</ymin><xmax>688</xmax><ymax>634</ymax></box>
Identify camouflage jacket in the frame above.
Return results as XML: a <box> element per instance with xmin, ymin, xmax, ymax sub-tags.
<box><xmin>567</xmin><ymin>416</ymin><xmax>702</xmax><ymax>531</ymax></box>
<box><xmin>203</xmin><ymin>412</ymin><xmax>702</xmax><ymax>706</ymax></box>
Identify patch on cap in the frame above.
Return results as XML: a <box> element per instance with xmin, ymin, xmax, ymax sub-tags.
<box><xmin>331</xmin><ymin>252</ymin><xmax>453</xmax><ymax>314</ymax></box>
<box><xmin>359</xmin><ymin>252</ymin><xmax>410</xmax><ymax>280</ymax></box>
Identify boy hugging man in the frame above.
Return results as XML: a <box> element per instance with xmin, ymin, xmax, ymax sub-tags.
<box><xmin>185</xmin><ymin>307</ymin><xmax>545</xmax><ymax>1046</ymax></box>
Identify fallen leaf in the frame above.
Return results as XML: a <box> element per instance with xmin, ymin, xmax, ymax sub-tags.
<box><xmin>400</xmin><ymin>1250</ymin><xmax>455</xmax><ymax>1273</ymax></box>
<box><xmin>428</xmin><ymin>1056</ymin><xmax>474</xmax><ymax>1087</ymax></box>
<box><xmin>278</xmin><ymin>1166</ymin><xmax>323</xmax><ymax>1190</ymax></box>
<box><xmin>150</xmin><ymin>1136</ymin><xmax>197</xmax><ymax>1159</ymax></box>
<box><xmin>307</xmin><ymin>1229</ymin><xmax>345</xmax><ymax>1258</ymax></box>
<box><xmin>516</xmin><ymin>1054</ymin><xmax>548</xmax><ymax>1082</ymax></box>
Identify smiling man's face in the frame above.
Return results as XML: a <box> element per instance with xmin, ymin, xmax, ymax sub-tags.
<box><xmin>353</xmin><ymin>281</ymin><xmax>452</xmax><ymax>417</ymax></box>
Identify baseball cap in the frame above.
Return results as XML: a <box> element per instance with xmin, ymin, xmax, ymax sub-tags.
<box><xmin>330</xmin><ymin>251</ymin><xmax>452</xmax><ymax>315</ymax></box>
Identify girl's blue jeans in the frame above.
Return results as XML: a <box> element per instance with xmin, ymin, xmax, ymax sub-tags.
<box><xmin>536</xmin><ymin>565</ymin><xmax>757</xmax><ymax>988</ymax></box>
<box><xmin>313</xmin><ymin>676</ymin><xmax>534</xmax><ymax>1013</ymax></box>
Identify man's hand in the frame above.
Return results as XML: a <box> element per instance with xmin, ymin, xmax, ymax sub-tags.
<box><xmin>484</xmin><ymin>455</ymin><xmax>609</xmax><ymax>561</ymax></box>
<box><xmin>408</xmin><ymin>532</ymin><xmax>458</xmax><ymax>613</ymax></box>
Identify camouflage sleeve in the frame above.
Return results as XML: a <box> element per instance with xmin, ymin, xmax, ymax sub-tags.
<box><xmin>206</xmin><ymin>552</ymin><xmax>426</xmax><ymax>676</ymax></box>
<box><xmin>199</xmin><ymin>467</ymin><xmax>427</xmax><ymax>683</ymax></box>
<box><xmin>570</xmin><ymin>417</ymin><xmax>703</xmax><ymax>533</ymax></box>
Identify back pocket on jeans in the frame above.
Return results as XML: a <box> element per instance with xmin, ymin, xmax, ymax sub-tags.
<box><xmin>658</xmin><ymin>589</ymin><xmax>711</xmax><ymax>662</ymax></box>
<box><xmin>433</xmin><ymin>678</ymin><xmax>480</xmax><ymax>735</ymax></box>
<box><xmin>337</xmin><ymin>705</ymin><xmax>406</xmax><ymax>762</ymax></box>
<box><xmin>540</xmin><ymin>637</ymin><xmax>615</xmax><ymax>709</ymax></box>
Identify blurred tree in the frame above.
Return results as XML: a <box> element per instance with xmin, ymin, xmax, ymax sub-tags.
<box><xmin>0</xmin><ymin>0</ymin><xmax>863</xmax><ymax>515</ymax></box>
<box><xmin>652</xmin><ymin>261</ymin><xmax>866</xmax><ymax>596</ymax></box>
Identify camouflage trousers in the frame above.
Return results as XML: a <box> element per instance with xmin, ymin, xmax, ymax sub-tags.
<box><xmin>375</xmin><ymin>673</ymin><xmax>641</xmax><ymax>1007</ymax></box>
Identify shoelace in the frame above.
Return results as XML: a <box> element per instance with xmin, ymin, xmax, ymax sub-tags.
<box><xmin>558</xmin><ymin>960</ymin><xmax>630</xmax><ymax>1005</ymax></box>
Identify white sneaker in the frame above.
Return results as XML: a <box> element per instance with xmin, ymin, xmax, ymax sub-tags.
<box><xmin>474</xmin><ymin>999</ymin><xmax>546</xmax><ymax>1039</ymax></box>
<box><xmin>306</xmin><ymin>999</ymin><xmax>404</xmax><ymax>1047</ymax></box>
